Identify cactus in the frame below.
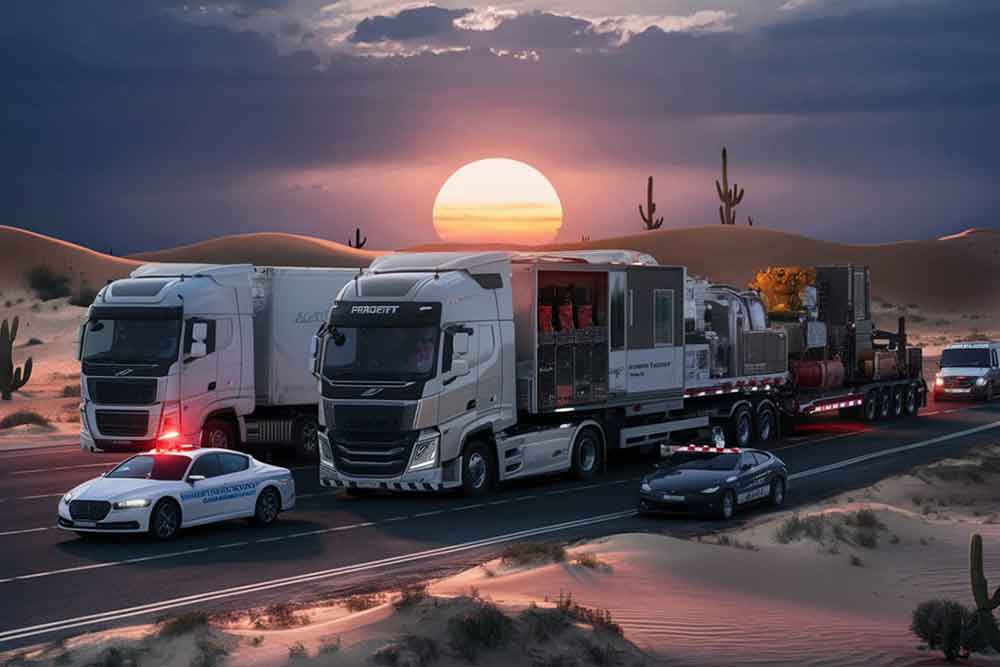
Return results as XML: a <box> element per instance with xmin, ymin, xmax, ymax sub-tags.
<box><xmin>639</xmin><ymin>176</ymin><xmax>663</xmax><ymax>230</ymax></box>
<box><xmin>970</xmin><ymin>534</ymin><xmax>1000</xmax><ymax>651</ymax></box>
<box><xmin>0</xmin><ymin>317</ymin><xmax>33</xmax><ymax>400</ymax></box>
<box><xmin>347</xmin><ymin>228</ymin><xmax>367</xmax><ymax>249</ymax></box>
<box><xmin>715</xmin><ymin>147</ymin><xmax>744</xmax><ymax>225</ymax></box>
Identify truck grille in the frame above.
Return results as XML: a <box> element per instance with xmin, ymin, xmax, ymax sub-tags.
<box><xmin>95</xmin><ymin>410</ymin><xmax>149</xmax><ymax>437</ymax></box>
<box><xmin>88</xmin><ymin>379</ymin><xmax>158</xmax><ymax>405</ymax></box>
<box><xmin>331</xmin><ymin>404</ymin><xmax>415</xmax><ymax>432</ymax></box>
<box><xmin>69</xmin><ymin>500</ymin><xmax>111</xmax><ymax>521</ymax></box>
<box><xmin>330</xmin><ymin>430</ymin><xmax>417</xmax><ymax>477</ymax></box>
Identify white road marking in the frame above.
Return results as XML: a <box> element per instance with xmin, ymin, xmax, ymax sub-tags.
<box><xmin>789</xmin><ymin>420</ymin><xmax>1000</xmax><ymax>482</ymax></box>
<box><xmin>0</xmin><ymin>510</ymin><xmax>638</xmax><ymax>644</ymax></box>
<box><xmin>10</xmin><ymin>463</ymin><xmax>113</xmax><ymax>476</ymax></box>
<box><xmin>413</xmin><ymin>510</ymin><xmax>444</xmax><ymax>518</ymax></box>
<box><xmin>0</xmin><ymin>527</ymin><xmax>48</xmax><ymax>537</ymax></box>
<box><xmin>451</xmin><ymin>504</ymin><xmax>486</xmax><ymax>512</ymax></box>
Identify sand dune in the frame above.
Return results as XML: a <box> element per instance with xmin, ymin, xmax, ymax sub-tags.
<box><xmin>407</xmin><ymin>225</ymin><xmax>1000</xmax><ymax>317</ymax></box>
<box><xmin>131</xmin><ymin>232</ymin><xmax>377</xmax><ymax>268</ymax></box>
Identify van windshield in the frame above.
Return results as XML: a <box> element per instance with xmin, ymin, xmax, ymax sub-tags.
<box><xmin>323</xmin><ymin>326</ymin><xmax>439</xmax><ymax>382</ymax></box>
<box><xmin>941</xmin><ymin>348</ymin><xmax>991</xmax><ymax>368</ymax></box>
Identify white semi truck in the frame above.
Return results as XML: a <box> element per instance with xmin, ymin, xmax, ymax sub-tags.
<box><xmin>78</xmin><ymin>264</ymin><xmax>357</xmax><ymax>457</ymax></box>
<box><xmin>312</xmin><ymin>252</ymin><xmax>925</xmax><ymax>496</ymax></box>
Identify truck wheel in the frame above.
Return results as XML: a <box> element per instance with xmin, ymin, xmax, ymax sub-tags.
<box><xmin>570</xmin><ymin>426</ymin><xmax>602</xmax><ymax>480</ymax></box>
<box><xmin>891</xmin><ymin>387</ymin><xmax>905</xmax><ymax>418</ymax></box>
<box><xmin>879</xmin><ymin>390</ymin><xmax>892</xmax><ymax>419</ymax></box>
<box><xmin>754</xmin><ymin>404</ymin><xmax>777</xmax><ymax>445</ymax></box>
<box><xmin>862</xmin><ymin>393</ymin><xmax>879</xmax><ymax>421</ymax></box>
<box><xmin>202</xmin><ymin>418</ymin><xmax>236</xmax><ymax>450</ymax></box>
<box><xmin>293</xmin><ymin>417</ymin><xmax>319</xmax><ymax>461</ymax></box>
<box><xmin>461</xmin><ymin>440</ymin><xmax>495</xmax><ymax>497</ymax></box>
<box><xmin>903</xmin><ymin>386</ymin><xmax>918</xmax><ymax>416</ymax></box>
<box><xmin>725</xmin><ymin>406</ymin><xmax>753</xmax><ymax>449</ymax></box>
<box><xmin>149</xmin><ymin>499</ymin><xmax>181</xmax><ymax>540</ymax></box>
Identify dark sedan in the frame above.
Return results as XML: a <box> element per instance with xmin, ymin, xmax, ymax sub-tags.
<box><xmin>638</xmin><ymin>446</ymin><xmax>788</xmax><ymax>520</ymax></box>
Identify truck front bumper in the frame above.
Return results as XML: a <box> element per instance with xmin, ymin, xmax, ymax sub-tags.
<box><xmin>319</xmin><ymin>461</ymin><xmax>462</xmax><ymax>492</ymax></box>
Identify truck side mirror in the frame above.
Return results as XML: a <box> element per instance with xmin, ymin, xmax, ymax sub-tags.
<box><xmin>451</xmin><ymin>359</ymin><xmax>470</xmax><ymax>377</ymax></box>
<box><xmin>191</xmin><ymin>321</ymin><xmax>209</xmax><ymax>343</ymax></box>
<box><xmin>453</xmin><ymin>333</ymin><xmax>470</xmax><ymax>356</ymax></box>
<box><xmin>310</xmin><ymin>335</ymin><xmax>322</xmax><ymax>378</ymax></box>
<box><xmin>188</xmin><ymin>341</ymin><xmax>208</xmax><ymax>359</ymax></box>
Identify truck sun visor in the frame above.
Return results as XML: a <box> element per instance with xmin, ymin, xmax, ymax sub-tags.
<box><xmin>89</xmin><ymin>306</ymin><xmax>183</xmax><ymax>321</ymax></box>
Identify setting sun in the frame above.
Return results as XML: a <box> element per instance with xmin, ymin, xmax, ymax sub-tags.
<box><xmin>432</xmin><ymin>158</ymin><xmax>563</xmax><ymax>244</ymax></box>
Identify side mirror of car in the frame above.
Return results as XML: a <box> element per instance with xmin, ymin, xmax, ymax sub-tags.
<box><xmin>187</xmin><ymin>474</ymin><xmax>206</xmax><ymax>484</ymax></box>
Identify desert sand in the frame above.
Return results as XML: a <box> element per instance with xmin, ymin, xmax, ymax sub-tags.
<box><xmin>11</xmin><ymin>444</ymin><xmax>1000</xmax><ymax>666</ymax></box>
<box><xmin>130</xmin><ymin>231</ymin><xmax>378</xmax><ymax>268</ymax></box>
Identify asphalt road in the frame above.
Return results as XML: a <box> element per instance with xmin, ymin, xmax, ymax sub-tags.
<box><xmin>2</xmin><ymin>397</ymin><xmax>999</xmax><ymax>650</ymax></box>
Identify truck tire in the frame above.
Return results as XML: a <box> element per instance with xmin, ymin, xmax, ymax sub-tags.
<box><xmin>570</xmin><ymin>426</ymin><xmax>602</xmax><ymax>480</ymax></box>
<box><xmin>461</xmin><ymin>440</ymin><xmax>495</xmax><ymax>497</ymax></box>
<box><xmin>202</xmin><ymin>418</ymin><xmax>237</xmax><ymax>450</ymax></box>
<box><xmin>725</xmin><ymin>406</ymin><xmax>753</xmax><ymax>449</ymax></box>
<box><xmin>903</xmin><ymin>386</ymin><xmax>918</xmax><ymax>416</ymax></box>
<box><xmin>891</xmin><ymin>386</ymin><xmax>905</xmax><ymax>418</ymax></box>
<box><xmin>754</xmin><ymin>404</ymin><xmax>777</xmax><ymax>445</ymax></box>
<box><xmin>293</xmin><ymin>417</ymin><xmax>319</xmax><ymax>461</ymax></box>
<box><xmin>878</xmin><ymin>390</ymin><xmax>892</xmax><ymax>420</ymax></box>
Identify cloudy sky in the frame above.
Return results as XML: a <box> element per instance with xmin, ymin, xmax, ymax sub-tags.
<box><xmin>4</xmin><ymin>0</ymin><xmax>998</xmax><ymax>252</ymax></box>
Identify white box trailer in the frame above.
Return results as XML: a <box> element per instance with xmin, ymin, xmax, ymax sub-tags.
<box><xmin>78</xmin><ymin>263</ymin><xmax>357</xmax><ymax>457</ymax></box>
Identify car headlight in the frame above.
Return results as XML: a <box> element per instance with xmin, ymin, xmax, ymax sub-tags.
<box><xmin>935</xmin><ymin>376</ymin><xmax>944</xmax><ymax>386</ymax></box>
<box><xmin>700</xmin><ymin>486</ymin><xmax>721</xmax><ymax>494</ymax></box>
<box><xmin>641</xmin><ymin>482</ymin><xmax>652</xmax><ymax>493</ymax></box>
<box><xmin>62</xmin><ymin>491</ymin><xmax>75</xmax><ymax>504</ymax></box>
<box><xmin>976</xmin><ymin>377</ymin><xmax>988</xmax><ymax>387</ymax></box>
<box><xmin>112</xmin><ymin>498</ymin><xmax>151</xmax><ymax>510</ymax></box>
<box><xmin>407</xmin><ymin>433</ymin><xmax>439</xmax><ymax>472</ymax></box>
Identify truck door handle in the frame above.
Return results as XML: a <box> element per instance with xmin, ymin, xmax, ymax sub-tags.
<box><xmin>208</xmin><ymin>382</ymin><xmax>216</xmax><ymax>391</ymax></box>
<box><xmin>467</xmin><ymin>399</ymin><xmax>477</xmax><ymax>410</ymax></box>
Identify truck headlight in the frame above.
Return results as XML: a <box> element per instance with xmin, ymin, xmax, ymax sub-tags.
<box><xmin>79</xmin><ymin>403</ymin><xmax>91</xmax><ymax>434</ymax></box>
<box><xmin>112</xmin><ymin>499</ymin><xmax>151</xmax><ymax>510</ymax></box>
<box><xmin>976</xmin><ymin>377</ymin><xmax>988</xmax><ymax>387</ymax></box>
<box><xmin>935</xmin><ymin>376</ymin><xmax>944</xmax><ymax>386</ymax></box>
<box><xmin>408</xmin><ymin>433</ymin><xmax>439</xmax><ymax>472</ymax></box>
<box><xmin>700</xmin><ymin>486</ymin><xmax>721</xmax><ymax>494</ymax></box>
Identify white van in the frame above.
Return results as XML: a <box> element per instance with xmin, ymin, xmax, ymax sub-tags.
<box><xmin>934</xmin><ymin>341</ymin><xmax>1000</xmax><ymax>401</ymax></box>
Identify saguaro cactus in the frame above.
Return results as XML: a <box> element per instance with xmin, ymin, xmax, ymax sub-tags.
<box><xmin>639</xmin><ymin>176</ymin><xmax>663</xmax><ymax>230</ymax></box>
<box><xmin>970</xmin><ymin>534</ymin><xmax>1000</xmax><ymax>650</ymax></box>
<box><xmin>0</xmin><ymin>317</ymin><xmax>33</xmax><ymax>400</ymax></box>
<box><xmin>715</xmin><ymin>147</ymin><xmax>744</xmax><ymax>225</ymax></box>
<box><xmin>347</xmin><ymin>228</ymin><xmax>367</xmax><ymax>249</ymax></box>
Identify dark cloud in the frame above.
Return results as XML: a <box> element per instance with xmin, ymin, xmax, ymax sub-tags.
<box><xmin>349</xmin><ymin>6</ymin><xmax>472</xmax><ymax>44</ymax></box>
<box><xmin>2</xmin><ymin>0</ymin><xmax>999</xmax><ymax>252</ymax></box>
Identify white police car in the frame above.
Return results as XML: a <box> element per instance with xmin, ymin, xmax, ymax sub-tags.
<box><xmin>58</xmin><ymin>448</ymin><xmax>295</xmax><ymax>539</ymax></box>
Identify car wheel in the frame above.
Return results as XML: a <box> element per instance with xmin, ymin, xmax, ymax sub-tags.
<box><xmin>903</xmin><ymin>386</ymin><xmax>917</xmax><ymax>416</ymax></box>
<box><xmin>202</xmin><ymin>418</ymin><xmax>236</xmax><ymax>450</ymax></box>
<box><xmin>863</xmin><ymin>393</ymin><xmax>879</xmax><ymax>421</ymax></box>
<box><xmin>755</xmin><ymin>404</ymin><xmax>777</xmax><ymax>444</ymax></box>
<box><xmin>254</xmin><ymin>487</ymin><xmax>281</xmax><ymax>526</ymax></box>
<box><xmin>461</xmin><ymin>440</ymin><xmax>495</xmax><ymax>497</ymax></box>
<box><xmin>770</xmin><ymin>477</ymin><xmax>786</xmax><ymax>507</ymax></box>
<box><xmin>293</xmin><ymin>417</ymin><xmax>319</xmax><ymax>461</ymax></box>
<box><xmin>149</xmin><ymin>499</ymin><xmax>181</xmax><ymax>540</ymax></box>
<box><xmin>718</xmin><ymin>490</ymin><xmax>736</xmax><ymax>520</ymax></box>
<box><xmin>726</xmin><ymin>407</ymin><xmax>753</xmax><ymax>449</ymax></box>
<box><xmin>891</xmin><ymin>387</ymin><xmax>905</xmax><ymax>418</ymax></box>
<box><xmin>986</xmin><ymin>382</ymin><xmax>996</xmax><ymax>402</ymax></box>
<box><xmin>570</xmin><ymin>427</ymin><xmax>602</xmax><ymax>480</ymax></box>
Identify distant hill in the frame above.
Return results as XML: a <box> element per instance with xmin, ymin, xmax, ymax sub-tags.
<box><xmin>130</xmin><ymin>232</ymin><xmax>377</xmax><ymax>268</ymax></box>
<box><xmin>407</xmin><ymin>225</ymin><xmax>1000</xmax><ymax>315</ymax></box>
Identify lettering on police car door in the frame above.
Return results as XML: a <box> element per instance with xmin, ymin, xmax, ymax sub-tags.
<box><xmin>181</xmin><ymin>480</ymin><xmax>259</xmax><ymax>504</ymax></box>
<box><xmin>737</xmin><ymin>483</ymin><xmax>771</xmax><ymax>504</ymax></box>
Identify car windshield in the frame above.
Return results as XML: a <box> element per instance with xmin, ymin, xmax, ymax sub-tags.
<box><xmin>667</xmin><ymin>452</ymin><xmax>740</xmax><ymax>471</ymax></box>
<box><xmin>107</xmin><ymin>454</ymin><xmax>191</xmax><ymax>481</ymax></box>
<box><xmin>323</xmin><ymin>326</ymin><xmax>439</xmax><ymax>381</ymax></box>
<box><xmin>83</xmin><ymin>318</ymin><xmax>182</xmax><ymax>364</ymax></box>
<box><xmin>941</xmin><ymin>348</ymin><xmax>991</xmax><ymax>368</ymax></box>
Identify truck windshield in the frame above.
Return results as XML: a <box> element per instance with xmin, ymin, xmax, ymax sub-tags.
<box><xmin>83</xmin><ymin>318</ymin><xmax>182</xmax><ymax>365</ymax></box>
<box><xmin>323</xmin><ymin>326</ymin><xmax>439</xmax><ymax>381</ymax></box>
<box><xmin>941</xmin><ymin>348</ymin><xmax>991</xmax><ymax>368</ymax></box>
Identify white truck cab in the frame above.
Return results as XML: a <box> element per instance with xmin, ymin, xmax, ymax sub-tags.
<box><xmin>934</xmin><ymin>341</ymin><xmax>1000</xmax><ymax>400</ymax></box>
<box><xmin>78</xmin><ymin>264</ymin><xmax>357</xmax><ymax>456</ymax></box>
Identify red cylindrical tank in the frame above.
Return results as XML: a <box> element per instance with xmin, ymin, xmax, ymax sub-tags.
<box><xmin>792</xmin><ymin>360</ymin><xmax>846</xmax><ymax>390</ymax></box>
<box><xmin>538</xmin><ymin>304</ymin><xmax>554</xmax><ymax>332</ymax></box>
<box><xmin>558</xmin><ymin>303</ymin><xmax>575</xmax><ymax>331</ymax></box>
<box><xmin>576</xmin><ymin>304</ymin><xmax>594</xmax><ymax>328</ymax></box>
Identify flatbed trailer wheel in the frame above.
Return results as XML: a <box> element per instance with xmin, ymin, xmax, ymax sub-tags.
<box><xmin>726</xmin><ymin>406</ymin><xmax>753</xmax><ymax>449</ymax></box>
<box><xmin>862</xmin><ymin>392</ymin><xmax>879</xmax><ymax>422</ymax></box>
<box><xmin>903</xmin><ymin>385</ymin><xmax>918</xmax><ymax>416</ymax></box>
<box><xmin>878</xmin><ymin>390</ymin><xmax>892</xmax><ymax>420</ymax></box>
<box><xmin>891</xmin><ymin>386</ymin><xmax>905</xmax><ymax>418</ymax></box>
<box><xmin>754</xmin><ymin>404</ymin><xmax>777</xmax><ymax>445</ymax></box>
